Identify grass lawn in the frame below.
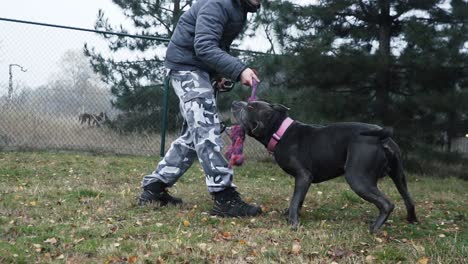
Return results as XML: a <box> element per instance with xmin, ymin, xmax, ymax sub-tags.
<box><xmin>0</xmin><ymin>151</ymin><xmax>466</xmax><ymax>263</ymax></box>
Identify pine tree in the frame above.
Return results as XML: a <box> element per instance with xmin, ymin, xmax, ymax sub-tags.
<box><xmin>259</xmin><ymin>0</ymin><xmax>467</xmax><ymax>149</ymax></box>
<box><xmin>84</xmin><ymin>0</ymin><xmax>193</xmax><ymax>132</ymax></box>
<box><xmin>399</xmin><ymin>0</ymin><xmax>468</xmax><ymax>151</ymax></box>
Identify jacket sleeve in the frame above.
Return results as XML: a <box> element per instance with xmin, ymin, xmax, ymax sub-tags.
<box><xmin>194</xmin><ymin>1</ymin><xmax>247</xmax><ymax>80</ymax></box>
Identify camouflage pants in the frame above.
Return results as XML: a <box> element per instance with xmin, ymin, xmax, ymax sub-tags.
<box><xmin>141</xmin><ymin>70</ymin><xmax>235</xmax><ymax>193</ymax></box>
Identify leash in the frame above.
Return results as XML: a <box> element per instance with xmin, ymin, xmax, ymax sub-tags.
<box><xmin>213</xmin><ymin>77</ymin><xmax>235</xmax><ymax>134</ymax></box>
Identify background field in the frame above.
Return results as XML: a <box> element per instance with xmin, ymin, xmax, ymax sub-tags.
<box><xmin>0</xmin><ymin>151</ymin><xmax>466</xmax><ymax>263</ymax></box>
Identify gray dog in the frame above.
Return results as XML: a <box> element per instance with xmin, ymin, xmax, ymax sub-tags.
<box><xmin>231</xmin><ymin>100</ymin><xmax>418</xmax><ymax>232</ymax></box>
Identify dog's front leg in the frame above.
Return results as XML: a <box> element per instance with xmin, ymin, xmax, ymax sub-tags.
<box><xmin>288</xmin><ymin>174</ymin><xmax>312</xmax><ymax>230</ymax></box>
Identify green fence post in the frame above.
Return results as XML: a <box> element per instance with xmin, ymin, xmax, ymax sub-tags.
<box><xmin>160</xmin><ymin>76</ymin><xmax>169</xmax><ymax>157</ymax></box>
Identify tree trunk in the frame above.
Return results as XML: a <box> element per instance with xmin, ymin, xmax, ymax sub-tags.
<box><xmin>172</xmin><ymin>0</ymin><xmax>181</xmax><ymax>35</ymax></box>
<box><xmin>447</xmin><ymin>111</ymin><xmax>457</xmax><ymax>152</ymax></box>
<box><xmin>376</xmin><ymin>0</ymin><xmax>392</xmax><ymax>124</ymax></box>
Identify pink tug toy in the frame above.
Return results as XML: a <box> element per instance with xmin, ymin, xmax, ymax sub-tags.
<box><xmin>225</xmin><ymin>79</ymin><xmax>258</xmax><ymax>168</ymax></box>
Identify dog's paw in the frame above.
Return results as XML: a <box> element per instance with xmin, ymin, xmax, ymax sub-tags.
<box><xmin>288</xmin><ymin>218</ymin><xmax>300</xmax><ymax>231</ymax></box>
<box><xmin>407</xmin><ymin>216</ymin><xmax>419</xmax><ymax>224</ymax></box>
<box><xmin>289</xmin><ymin>221</ymin><xmax>300</xmax><ymax>231</ymax></box>
<box><xmin>283</xmin><ymin>207</ymin><xmax>302</xmax><ymax>217</ymax></box>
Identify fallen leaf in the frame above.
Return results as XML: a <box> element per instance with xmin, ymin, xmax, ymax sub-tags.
<box><xmin>198</xmin><ymin>243</ymin><xmax>208</xmax><ymax>252</ymax></box>
<box><xmin>417</xmin><ymin>257</ymin><xmax>429</xmax><ymax>264</ymax></box>
<box><xmin>183</xmin><ymin>220</ymin><xmax>190</xmax><ymax>227</ymax></box>
<box><xmin>328</xmin><ymin>248</ymin><xmax>352</xmax><ymax>259</ymax></box>
<box><xmin>33</xmin><ymin>244</ymin><xmax>43</xmax><ymax>253</ymax></box>
<box><xmin>30</xmin><ymin>201</ymin><xmax>37</xmax><ymax>206</ymax></box>
<box><xmin>44</xmin><ymin>237</ymin><xmax>58</xmax><ymax>244</ymax></box>
<box><xmin>114</xmin><ymin>243</ymin><xmax>120</xmax><ymax>247</ymax></box>
<box><xmin>365</xmin><ymin>255</ymin><xmax>377</xmax><ymax>263</ymax></box>
<box><xmin>438</xmin><ymin>234</ymin><xmax>446</xmax><ymax>238</ymax></box>
<box><xmin>291</xmin><ymin>239</ymin><xmax>301</xmax><ymax>255</ymax></box>
<box><xmin>156</xmin><ymin>256</ymin><xmax>165</xmax><ymax>264</ymax></box>
<box><xmin>56</xmin><ymin>254</ymin><xmax>65</xmax><ymax>259</ymax></box>
<box><xmin>413</xmin><ymin>244</ymin><xmax>425</xmax><ymax>254</ymax></box>
<box><xmin>222</xmin><ymin>232</ymin><xmax>232</xmax><ymax>239</ymax></box>
<box><xmin>73</xmin><ymin>238</ymin><xmax>85</xmax><ymax>244</ymax></box>
<box><xmin>128</xmin><ymin>256</ymin><xmax>137</xmax><ymax>263</ymax></box>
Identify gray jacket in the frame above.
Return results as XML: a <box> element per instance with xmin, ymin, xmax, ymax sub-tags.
<box><xmin>165</xmin><ymin>0</ymin><xmax>255</xmax><ymax>81</ymax></box>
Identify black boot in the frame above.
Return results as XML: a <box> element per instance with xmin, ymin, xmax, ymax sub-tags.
<box><xmin>211</xmin><ymin>187</ymin><xmax>262</xmax><ymax>217</ymax></box>
<box><xmin>138</xmin><ymin>181</ymin><xmax>183</xmax><ymax>206</ymax></box>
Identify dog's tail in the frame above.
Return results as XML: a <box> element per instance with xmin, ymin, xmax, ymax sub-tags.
<box><xmin>360</xmin><ymin>127</ymin><xmax>393</xmax><ymax>139</ymax></box>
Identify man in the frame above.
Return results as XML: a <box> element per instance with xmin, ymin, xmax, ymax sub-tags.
<box><xmin>139</xmin><ymin>0</ymin><xmax>263</xmax><ymax>217</ymax></box>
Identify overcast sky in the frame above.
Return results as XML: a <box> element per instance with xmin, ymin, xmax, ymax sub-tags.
<box><xmin>0</xmin><ymin>0</ymin><xmax>138</xmax><ymax>90</ymax></box>
<box><xmin>0</xmin><ymin>0</ymin><xmax>317</xmax><ymax>91</ymax></box>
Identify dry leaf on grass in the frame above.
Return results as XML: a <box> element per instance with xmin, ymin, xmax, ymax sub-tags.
<box><xmin>413</xmin><ymin>244</ymin><xmax>425</xmax><ymax>254</ymax></box>
<box><xmin>291</xmin><ymin>239</ymin><xmax>301</xmax><ymax>255</ymax></box>
<box><xmin>128</xmin><ymin>256</ymin><xmax>138</xmax><ymax>263</ymax></box>
<box><xmin>73</xmin><ymin>238</ymin><xmax>84</xmax><ymax>244</ymax></box>
<box><xmin>156</xmin><ymin>256</ymin><xmax>165</xmax><ymax>264</ymax></box>
<box><xmin>417</xmin><ymin>257</ymin><xmax>429</xmax><ymax>264</ymax></box>
<box><xmin>44</xmin><ymin>237</ymin><xmax>58</xmax><ymax>244</ymax></box>
<box><xmin>365</xmin><ymin>255</ymin><xmax>377</xmax><ymax>263</ymax></box>
<box><xmin>198</xmin><ymin>243</ymin><xmax>208</xmax><ymax>252</ymax></box>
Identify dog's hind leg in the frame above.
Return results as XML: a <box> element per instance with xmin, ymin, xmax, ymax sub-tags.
<box><xmin>347</xmin><ymin>179</ymin><xmax>394</xmax><ymax>233</ymax></box>
<box><xmin>386</xmin><ymin>140</ymin><xmax>418</xmax><ymax>223</ymax></box>
<box><xmin>345</xmin><ymin>143</ymin><xmax>394</xmax><ymax>233</ymax></box>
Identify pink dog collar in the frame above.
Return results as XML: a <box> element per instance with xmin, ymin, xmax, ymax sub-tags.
<box><xmin>267</xmin><ymin>117</ymin><xmax>294</xmax><ymax>153</ymax></box>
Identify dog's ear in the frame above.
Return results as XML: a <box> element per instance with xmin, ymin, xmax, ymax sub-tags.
<box><xmin>251</xmin><ymin>121</ymin><xmax>264</xmax><ymax>137</ymax></box>
<box><xmin>271</xmin><ymin>103</ymin><xmax>290</xmax><ymax>113</ymax></box>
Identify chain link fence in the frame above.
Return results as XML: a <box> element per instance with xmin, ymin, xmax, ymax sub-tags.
<box><xmin>0</xmin><ymin>19</ymin><xmax>271</xmax><ymax>161</ymax></box>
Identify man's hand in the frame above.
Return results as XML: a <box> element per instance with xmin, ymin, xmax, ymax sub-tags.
<box><xmin>240</xmin><ymin>68</ymin><xmax>260</xmax><ymax>87</ymax></box>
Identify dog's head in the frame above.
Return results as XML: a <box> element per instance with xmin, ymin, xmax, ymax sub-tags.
<box><xmin>231</xmin><ymin>100</ymin><xmax>289</xmax><ymax>139</ymax></box>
